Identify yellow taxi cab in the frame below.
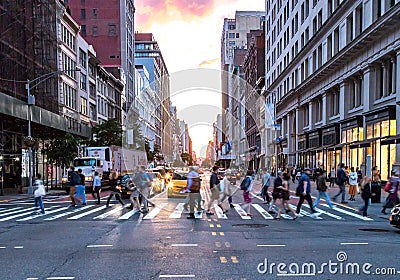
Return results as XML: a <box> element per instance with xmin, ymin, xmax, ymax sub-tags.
<box><xmin>167</xmin><ymin>171</ymin><xmax>188</xmax><ymax>198</ymax></box>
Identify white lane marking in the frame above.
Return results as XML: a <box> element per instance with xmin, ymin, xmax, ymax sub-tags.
<box><xmin>321</xmin><ymin>204</ymin><xmax>373</xmax><ymax>221</ymax></box>
<box><xmin>16</xmin><ymin>206</ymin><xmax>69</xmax><ymax>221</ymax></box>
<box><xmin>0</xmin><ymin>246</ymin><xmax>6</xmax><ymax>249</ymax></box>
<box><xmin>46</xmin><ymin>277</ymin><xmax>75</xmax><ymax>280</ymax></box>
<box><xmin>93</xmin><ymin>205</ymin><xmax>125</xmax><ymax>219</ymax></box>
<box><xmin>44</xmin><ymin>205</ymin><xmax>94</xmax><ymax>221</ymax></box>
<box><xmin>0</xmin><ymin>207</ymin><xmax>36</xmax><ymax>218</ymax></box>
<box><xmin>67</xmin><ymin>205</ymin><xmax>107</xmax><ymax>220</ymax></box>
<box><xmin>340</xmin><ymin>242</ymin><xmax>368</xmax><ymax>245</ymax></box>
<box><xmin>14</xmin><ymin>246</ymin><xmax>23</xmax><ymax>249</ymax></box>
<box><xmin>169</xmin><ymin>203</ymin><xmax>185</xmax><ymax>219</ymax></box>
<box><xmin>86</xmin><ymin>244</ymin><xmax>113</xmax><ymax>248</ymax></box>
<box><xmin>26</xmin><ymin>278</ymin><xmax>39</xmax><ymax>280</ymax></box>
<box><xmin>194</xmin><ymin>210</ymin><xmax>203</xmax><ymax>219</ymax></box>
<box><xmin>257</xmin><ymin>244</ymin><xmax>286</xmax><ymax>247</ymax></box>
<box><xmin>0</xmin><ymin>207</ymin><xmax>23</xmax><ymax>214</ymax></box>
<box><xmin>288</xmin><ymin>204</ymin><xmax>323</xmax><ymax>220</ymax></box>
<box><xmin>0</xmin><ymin>207</ymin><xmax>57</xmax><ymax>221</ymax></box>
<box><xmin>159</xmin><ymin>275</ymin><xmax>195</xmax><ymax>278</ymax></box>
<box><xmin>171</xmin><ymin>244</ymin><xmax>198</xmax><ymax>247</ymax></box>
<box><xmin>214</xmin><ymin>204</ymin><xmax>227</xmax><ymax>219</ymax></box>
<box><xmin>303</xmin><ymin>205</ymin><xmax>343</xmax><ymax>220</ymax></box>
<box><xmin>232</xmin><ymin>204</ymin><xmax>251</xmax><ymax>219</ymax></box>
<box><xmin>118</xmin><ymin>209</ymin><xmax>140</xmax><ymax>220</ymax></box>
<box><xmin>142</xmin><ymin>203</ymin><xmax>168</xmax><ymax>220</ymax></box>
<box><xmin>252</xmin><ymin>204</ymin><xmax>273</xmax><ymax>220</ymax></box>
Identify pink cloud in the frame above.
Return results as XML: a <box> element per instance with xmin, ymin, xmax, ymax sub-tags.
<box><xmin>136</xmin><ymin>0</ymin><xmax>216</xmax><ymax>30</ymax></box>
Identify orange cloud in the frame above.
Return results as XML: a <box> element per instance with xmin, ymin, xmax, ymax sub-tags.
<box><xmin>198</xmin><ymin>57</ymin><xmax>220</xmax><ymax>68</ymax></box>
<box><xmin>136</xmin><ymin>0</ymin><xmax>216</xmax><ymax>29</ymax></box>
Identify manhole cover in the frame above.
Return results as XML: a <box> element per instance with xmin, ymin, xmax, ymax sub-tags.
<box><xmin>232</xmin><ymin>224</ymin><xmax>268</xmax><ymax>228</ymax></box>
<box><xmin>359</xmin><ymin>228</ymin><xmax>389</xmax><ymax>232</ymax></box>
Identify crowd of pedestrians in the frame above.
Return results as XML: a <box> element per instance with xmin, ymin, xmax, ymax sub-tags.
<box><xmin>30</xmin><ymin>162</ymin><xmax>398</xmax><ymax>220</ymax></box>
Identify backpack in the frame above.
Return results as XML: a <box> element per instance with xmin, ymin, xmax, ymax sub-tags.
<box><xmin>240</xmin><ymin>177</ymin><xmax>248</xmax><ymax>190</ymax></box>
<box><xmin>70</xmin><ymin>172</ymin><xmax>80</xmax><ymax>186</ymax></box>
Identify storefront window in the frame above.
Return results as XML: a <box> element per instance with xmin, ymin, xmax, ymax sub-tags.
<box><xmin>359</xmin><ymin>127</ymin><xmax>364</xmax><ymax>140</ymax></box>
<box><xmin>367</xmin><ymin>124</ymin><xmax>374</xmax><ymax>139</ymax></box>
<box><xmin>374</xmin><ymin>123</ymin><xmax>380</xmax><ymax>138</ymax></box>
<box><xmin>389</xmin><ymin>120</ymin><xmax>396</xmax><ymax>136</ymax></box>
<box><xmin>381</xmin><ymin>120</ymin><xmax>389</xmax><ymax>137</ymax></box>
<box><xmin>341</xmin><ymin>131</ymin><xmax>346</xmax><ymax>144</ymax></box>
<box><xmin>389</xmin><ymin>144</ymin><xmax>396</xmax><ymax>176</ymax></box>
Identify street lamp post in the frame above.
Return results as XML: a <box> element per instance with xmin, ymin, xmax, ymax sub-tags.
<box><xmin>25</xmin><ymin>68</ymin><xmax>80</xmax><ymax>194</ymax></box>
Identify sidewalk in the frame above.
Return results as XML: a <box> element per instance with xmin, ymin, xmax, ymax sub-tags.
<box><xmin>250</xmin><ymin>176</ymin><xmax>392</xmax><ymax>217</ymax></box>
<box><xmin>0</xmin><ymin>187</ymin><xmax>66</xmax><ymax>203</ymax></box>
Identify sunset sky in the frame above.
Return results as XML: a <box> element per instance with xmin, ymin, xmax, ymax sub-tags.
<box><xmin>135</xmin><ymin>0</ymin><xmax>265</xmax><ymax>157</ymax></box>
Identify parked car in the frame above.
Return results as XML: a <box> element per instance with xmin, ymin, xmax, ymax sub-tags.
<box><xmin>167</xmin><ymin>171</ymin><xmax>189</xmax><ymax>198</ymax></box>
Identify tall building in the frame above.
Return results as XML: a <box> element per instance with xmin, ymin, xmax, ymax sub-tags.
<box><xmin>135</xmin><ymin>33</ymin><xmax>173</xmax><ymax>164</ymax></box>
<box><xmin>264</xmin><ymin>0</ymin><xmax>400</xmax><ymax>178</ymax></box>
<box><xmin>220</xmin><ymin>11</ymin><xmax>265</xmax><ymax>168</ymax></box>
<box><xmin>0</xmin><ymin>1</ymin><xmax>92</xmax><ymax>188</ymax></box>
<box><xmin>65</xmin><ymin>0</ymin><xmax>136</xmax><ymax>116</ymax></box>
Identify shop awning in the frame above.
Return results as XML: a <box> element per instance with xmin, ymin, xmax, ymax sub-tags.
<box><xmin>380</xmin><ymin>134</ymin><xmax>400</xmax><ymax>146</ymax></box>
<box><xmin>349</xmin><ymin>138</ymin><xmax>374</xmax><ymax>149</ymax></box>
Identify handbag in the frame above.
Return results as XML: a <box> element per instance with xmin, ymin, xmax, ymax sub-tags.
<box><xmin>34</xmin><ymin>184</ymin><xmax>46</xmax><ymax>197</ymax></box>
<box><xmin>384</xmin><ymin>181</ymin><xmax>391</xmax><ymax>193</ymax></box>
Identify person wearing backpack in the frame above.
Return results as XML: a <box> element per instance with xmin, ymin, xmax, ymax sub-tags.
<box><xmin>241</xmin><ymin>170</ymin><xmax>253</xmax><ymax>216</ymax></box>
<box><xmin>186</xmin><ymin>166</ymin><xmax>201</xmax><ymax>219</ymax></box>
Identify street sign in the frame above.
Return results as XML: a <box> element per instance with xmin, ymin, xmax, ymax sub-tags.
<box><xmin>275</xmin><ymin>137</ymin><xmax>280</xmax><ymax>144</ymax></box>
<box><xmin>272</xmin><ymin>123</ymin><xmax>281</xmax><ymax>131</ymax></box>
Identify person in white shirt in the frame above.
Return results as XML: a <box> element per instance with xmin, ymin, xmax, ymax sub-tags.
<box><xmin>348</xmin><ymin>167</ymin><xmax>358</xmax><ymax>201</ymax></box>
<box><xmin>92</xmin><ymin>171</ymin><xmax>102</xmax><ymax>204</ymax></box>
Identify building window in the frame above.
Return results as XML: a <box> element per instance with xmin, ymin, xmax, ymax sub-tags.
<box><xmin>62</xmin><ymin>25</ymin><xmax>76</xmax><ymax>50</ymax></box>
<box><xmin>92</xmin><ymin>8</ymin><xmax>98</xmax><ymax>18</ymax></box>
<box><xmin>81</xmin><ymin>25</ymin><xmax>86</xmax><ymax>36</ymax></box>
<box><xmin>88</xmin><ymin>63</ymin><xmax>95</xmax><ymax>77</ymax></box>
<box><xmin>80</xmin><ymin>74</ymin><xmax>87</xmax><ymax>91</ymax></box>
<box><xmin>62</xmin><ymin>52</ymin><xmax>77</xmax><ymax>79</ymax></box>
<box><xmin>81</xmin><ymin>9</ymin><xmax>86</xmax><ymax>19</ymax></box>
<box><xmin>80</xmin><ymin>97</ymin><xmax>87</xmax><ymax>115</ymax></box>
<box><xmin>331</xmin><ymin>90</ymin><xmax>340</xmax><ymax>116</ymax></box>
<box><xmin>349</xmin><ymin>76</ymin><xmax>363</xmax><ymax>109</ymax></box>
<box><xmin>108</xmin><ymin>24</ymin><xmax>117</xmax><ymax>36</ymax></box>
<box><xmin>64</xmin><ymin>83</ymin><xmax>77</xmax><ymax>110</ymax></box>
<box><xmin>79</xmin><ymin>48</ymin><xmax>87</xmax><ymax>69</ymax></box>
<box><xmin>92</xmin><ymin>25</ymin><xmax>98</xmax><ymax>36</ymax></box>
<box><xmin>228</xmin><ymin>33</ymin><xmax>235</xmax><ymax>38</ymax></box>
<box><xmin>228</xmin><ymin>41</ymin><xmax>235</xmax><ymax>46</ymax></box>
<box><xmin>228</xmin><ymin>24</ymin><xmax>235</xmax><ymax>30</ymax></box>
<box><xmin>81</xmin><ymin>0</ymin><xmax>85</xmax><ymax>4</ymax></box>
<box><xmin>236</xmin><ymin>33</ymin><xmax>239</xmax><ymax>38</ymax></box>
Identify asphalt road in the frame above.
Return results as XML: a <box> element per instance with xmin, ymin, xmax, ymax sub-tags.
<box><xmin>0</xmin><ymin>176</ymin><xmax>399</xmax><ymax>280</ymax></box>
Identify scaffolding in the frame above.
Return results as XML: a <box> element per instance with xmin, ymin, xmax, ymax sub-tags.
<box><xmin>0</xmin><ymin>0</ymin><xmax>59</xmax><ymax>113</ymax></box>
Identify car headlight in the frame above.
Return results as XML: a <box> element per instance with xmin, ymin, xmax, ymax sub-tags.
<box><xmin>85</xmin><ymin>176</ymin><xmax>93</xmax><ymax>181</ymax></box>
<box><xmin>62</xmin><ymin>177</ymin><xmax>67</xmax><ymax>183</ymax></box>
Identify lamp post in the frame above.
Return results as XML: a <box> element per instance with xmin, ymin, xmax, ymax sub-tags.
<box><xmin>25</xmin><ymin>68</ymin><xmax>80</xmax><ymax>194</ymax></box>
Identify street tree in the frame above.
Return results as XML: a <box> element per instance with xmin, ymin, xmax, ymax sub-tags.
<box><xmin>88</xmin><ymin>118</ymin><xmax>122</xmax><ymax>146</ymax></box>
<box><xmin>44</xmin><ymin>133</ymin><xmax>79</xmax><ymax>169</ymax></box>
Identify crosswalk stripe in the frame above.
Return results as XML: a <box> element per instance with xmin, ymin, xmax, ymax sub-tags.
<box><xmin>232</xmin><ymin>204</ymin><xmax>251</xmax><ymax>219</ymax></box>
<box><xmin>142</xmin><ymin>203</ymin><xmax>168</xmax><ymax>220</ymax></box>
<box><xmin>0</xmin><ymin>207</ymin><xmax>36</xmax><ymax>219</ymax></box>
<box><xmin>288</xmin><ymin>204</ymin><xmax>323</xmax><ymax>220</ymax></box>
<box><xmin>93</xmin><ymin>205</ymin><xmax>126</xmax><ymax>220</ymax></box>
<box><xmin>0</xmin><ymin>207</ymin><xmax>23</xmax><ymax>214</ymax></box>
<box><xmin>321</xmin><ymin>204</ymin><xmax>373</xmax><ymax>221</ymax></box>
<box><xmin>252</xmin><ymin>204</ymin><xmax>273</xmax><ymax>220</ymax></box>
<box><xmin>303</xmin><ymin>205</ymin><xmax>343</xmax><ymax>220</ymax></box>
<box><xmin>16</xmin><ymin>206</ymin><xmax>69</xmax><ymax>221</ymax></box>
<box><xmin>169</xmin><ymin>203</ymin><xmax>185</xmax><ymax>219</ymax></box>
<box><xmin>67</xmin><ymin>205</ymin><xmax>107</xmax><ymax>220</ymax></box>
<box><xmin>0</xmin><ymin>207</ymin><xmax>57</xmax><ymax>221</ymax></box>
<box><xmin>194</xmin><ymin>210</ymin><xmax>203</xmax><ymax>219</ymax></box>
<box><xmin>44</xmin><ymin>205</ymin><xmax>94</xmax><ymax>221</ymax></box>
<box><xmin>214</xmin><ymin>204</ymin><xmax>227</xmax><ymax>219</ymax></box>
<box><xmin>118</xmin><ymin>209</ymin><xmax>140</xmax><ymax>220</ymax></box>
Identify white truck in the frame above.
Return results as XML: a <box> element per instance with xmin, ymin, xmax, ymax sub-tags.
<box><xmin>63</xmin><ymin>146</ymin><xmax>147</xmax><ymax>191</ymax></box>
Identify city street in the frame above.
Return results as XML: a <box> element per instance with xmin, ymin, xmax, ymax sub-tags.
<box><xmin>0</xmin><ymin>177</ymin><xmax>399</xmax><ymax>280</ymax></box>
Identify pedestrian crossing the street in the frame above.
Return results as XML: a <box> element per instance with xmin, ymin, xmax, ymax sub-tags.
<box><xmin>0</xmin><ymin>200</ymin><xmax>377</xmax><ymax>223</ymax></box>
